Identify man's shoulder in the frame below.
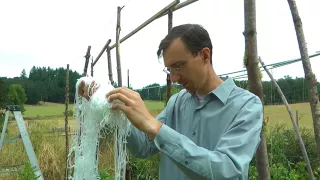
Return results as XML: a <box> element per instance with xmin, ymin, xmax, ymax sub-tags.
<box><xmin>228</xmin><ymin>86</ymin><xmax>262</xmax><ymax>107</ymax></box>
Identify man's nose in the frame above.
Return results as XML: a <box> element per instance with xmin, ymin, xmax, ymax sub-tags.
<box><xmin>170</xmin><ymin>73</ymin><xmax>180</xmax><ymax>83</ymax></box>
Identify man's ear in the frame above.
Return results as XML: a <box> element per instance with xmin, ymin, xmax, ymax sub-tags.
<box><xmin>201</xmin><ymin>48</ymin><xmax>211</xmax><ymax>65</ymax></box>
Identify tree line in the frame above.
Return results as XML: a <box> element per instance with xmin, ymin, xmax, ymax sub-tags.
<box><xmin>137</xmin><ymin>75</ymin><xmax>320</xmax><ymax>105</ymax></box>
<box><xmin>0</xmin><ymin>66</ymin><xmax>82</xmax><ymax>110</ymax></box>
<box><xmin>0</xmin><ymin>66</ymin><xmax>320</xmax><ymax>109</ymax></box>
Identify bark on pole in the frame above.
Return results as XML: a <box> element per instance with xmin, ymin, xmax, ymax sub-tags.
<box><xmin>116</xmin><ymin>6</ymin><xmax>123</xmax><ymax>87</ymax></box>
<box><xmin>107</xmin><ymin>45</ymin><xmax>114</xmax><ymax>85</ymax></box>
<box><xmin>83</xmin><ymin>46</ymin><xmax>91</xmax><ymax>76</ymax></box>
<box><xmin>243</xmin><ymin>0</ymin><xmax>271</xmax><ymax>179</ymax></box>
<box><xmin>287</xmin><ymin>0</ymin><xmax>320</xmax><ymax>152</ymax></box>
<box><xmin>166</xmin><ymin>9</ymin><xmax>173</xmax><ymax>103</ymax></box>
<box><xmin>64</xmin><ymin>64</ymin><xmax>70</xmax><ymax>179</ymax></box>
<box><xmin>259</xmin><ymin>57</ymin><xmax>314</xmax><ymax>180</ymax></box>
<box><xmin>115</xmin><ymin>6</ymin><xmax>130</xmax><ymax>180</ymax></box>
<box><xmin>127</xmin><ymin>69</ymin><xmax>130</xmax><ymax>88</ymax></box>
<box><xmin>91</xmin><ymin>56</ymin><xmax>94</xmax><ymax>77</ymax></box>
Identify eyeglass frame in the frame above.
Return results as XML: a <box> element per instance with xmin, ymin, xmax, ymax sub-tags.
<box><xmin>162</xmin><ymin>49</ymin><xmax>205</xmax><ymax>75</ymax></box>
<box><xmin>163</xmin><ymin>62</ymin><xmax>186</xmax><ymax>75</ymax></box>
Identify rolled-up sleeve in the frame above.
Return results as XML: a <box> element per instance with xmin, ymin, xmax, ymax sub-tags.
<box><xmin>153</xmin><ymin>96</ymin><xmax>263</xmax><ymax>179</ymax></box>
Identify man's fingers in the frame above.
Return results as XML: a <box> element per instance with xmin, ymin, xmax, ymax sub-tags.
<box><xmin>77</xmin><ymin>80</ymin><xmax>85</xmax><ymax>95</ymax></box>
<box><xmin>107</xmin><ymin>87</ymin><xmax>135</xmax><ymax>99</ymax></box>
<box><xmin>112</xmin><ymin>103</ymin><xmax>130</xmax><ymax>114</ymax></box>
<box><xmin>108</xmin><ymin>93</ymin><xmax>131</xmax><ymax>106</ymax></box>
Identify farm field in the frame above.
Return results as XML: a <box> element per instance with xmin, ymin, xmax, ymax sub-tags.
<box><xmin>23</xmin><ymin>101</ymin><xmax>315</xmax><ymax>129</ymax></box>
<box><xmin>0</xmin><ymin>101</ymin><xmax>316</xmax><ymax>179</ymax></box>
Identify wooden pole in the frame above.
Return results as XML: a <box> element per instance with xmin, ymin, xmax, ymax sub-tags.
<box><xmin>91</xmin><ymin>56</ymin><xmax>94</xmax><ymax>77</ymax></box>
<box><xmin>83</xmin><ymin>46</ymin><xmax>91</xmax><ymax>76</ymax></box>
<box><xmin>243</xmin><ymin>0</ymin><xmax>270</xmax><ymax>179</ymax></box>
<box><xmin>296</xmin><ymin>110</ymin><xmax>299</xmax><ymax>127</ymax></box>
<box><xmin>259</xmin><ymin>57</ymin><xmax>314</xmax><ymax>180</ymax></box>
<box><xmin>166</xmin><ymin>9</ymin><xmax>173</xmax><ymax>103</ymax></box>
<box><xmin>287</xmin><ymin>0</ymin><xmax>320</xmax><ymax>152</ymax></box>
<box><xmin>92</xmin><ymin>39</ymin><xmax>111</xmax><ymax>66</ymax></box>
<box><xmin>64</xmin><ymin>64</ymin><xmax>70</xmax><ymax>179</ymax></box>
<box><xmin>116</xmin><ymin>6</ymin><xmax>123</xmax><ymax>87</ymax></box>
<box><xmin>115</xmin><ymin>6</ymin><xmax>129</xmax><ymax>180</ymax></box>
<box><xmin>109</xmin><ymin>0</ymin><xmax>180</xmax><ymax>50</ymax></box>
<box><xmin>107</xmin><ymin>46</ymin><xmax>114</xmax><ymax>85</ymax></box>
<box><xmin>127</xmin><ymin>69</ymin><xmax>130</xmax><ymax>88</ymax></box>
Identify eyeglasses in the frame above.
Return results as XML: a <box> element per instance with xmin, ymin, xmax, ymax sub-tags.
<box><xmin>163</xmin><ymin>64</ymin><xmax>184</xmax><ymax>75</ymax></box>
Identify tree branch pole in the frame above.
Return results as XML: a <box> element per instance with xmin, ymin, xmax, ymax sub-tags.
<box><xmin>259</xmin><ymin>57</ymin><xmax>314</xmax><ymax>180</ymax></box>
<box><xmin>91</xmin><ymin>56</ymin><xmax>94</xmax><ymax>77</ymax></box>
<box><xmin>109</xmin><ymin>0</ymin><xmax>180</xmax><ymax>50</ymax></box>
<box><xmin>92</xmin><ymin>39</ymin><xmax>111</xmax><ymax>66</ymax></box>
<box><xmin>166</xmin><ymin>9</ymin><xmax>173</xmax><ymax>103</ymax></box>
<box><xmin>115</xmin><ymin>6</ymin><xmax>129</xmax><ymax>180</ymax></box>
<box><xmin>127</xmin><ymin>69</ymin><xmax>130</xmax><ymax>88</ymax></box>
<box><xmin>64</xmin><ymin>64</ymin><xmax>70</xmax><ymax>179</ymax></box>
<box><xmin>116</xmin><ymin>6</ymin><xmax>123</xmax><ymax>87</ymax></box>
<box><xmin>107</xmin><ymin>46</ymin><xmax>114</xmax><ymax>85</ymax></box>
<box><xmin>83</xmin><ymin>46</ymin><xmax>91</xmax><ymax>76</ymax></box>
<box><xmin>287</xmin><ymin>0</ymin><xmax>320</xmax><ymax>152</ymax></box>
<box><xmin>243</xmin><ymin>0</ymin><xmax>270</xmax><ymax>179</ymax></box>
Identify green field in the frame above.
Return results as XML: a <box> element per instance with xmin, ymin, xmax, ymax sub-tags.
<box><xmin>20</xmin><ymin>101</ymin><xmax>314</xmax><ymax>129</ymax></box>
<box><xmin>1</xmin><ymin>101</ymin><xmax>317</xmax><ymax>180</ymax></box>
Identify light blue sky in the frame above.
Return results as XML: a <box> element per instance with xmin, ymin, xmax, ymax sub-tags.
<box><xmin>0</xmin><ymin>0</ymin><xmax>319</xmax><ymax>89</ymax></box>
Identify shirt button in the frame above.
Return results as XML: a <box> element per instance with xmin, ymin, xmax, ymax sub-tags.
<box><xmin>185</xmin><ymin>161</ymin><xmax>189</xmax><ymax>165</ymax></box>
<box><xmin>160</xmin><ymin>144</ymin><xmax>164</xmax><ymax>148</ymax></box>
<box><xmin>192</xmin><ymin>131</ymin><xmax>196</xmax><ymax>136</ymax></box>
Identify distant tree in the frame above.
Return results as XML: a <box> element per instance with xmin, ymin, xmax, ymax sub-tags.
<box><xmin>20</xmin><ymin>69</ymin><xmax>27</xmax><ymax>79</ymax></box>
<box><xmin>113</xmin><ymin>82</ymin><xmax>118</xmax><ymax>88</ymax></box>
<box><xmin>0</xmin><ymin>79</ymin><xmax>5</xmax><ymax>109</ymax></box>
<box><xmin>6</xmin><ymin>84</ymin><xmax>27</xmax><ymax>113</ymax></box>
<box><xmin>162</xmin><ymin>86</ymin><xmax>181</xmax><ymax>104</ymax></box>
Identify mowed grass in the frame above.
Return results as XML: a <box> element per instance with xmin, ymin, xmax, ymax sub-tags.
<box><xmin>23</xmin><ymin>102</ymin><xmax>74</xmax><ymax>118</ymax></box>
<box><xmin>264</xmin><ymin>102</ymin><xmax>313</xmax><ymax>129</ymax></box>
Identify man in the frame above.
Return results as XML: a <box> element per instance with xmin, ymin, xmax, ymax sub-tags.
<box><xmin>78</xmin><ymin>24</ymin><xmax>263</xmax><ymax>179</ymax></box>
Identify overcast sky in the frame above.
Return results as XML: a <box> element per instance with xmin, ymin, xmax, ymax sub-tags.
<box><xmin>0</xmin><ymin>0</ymin><xmax>319</xmax><ymax>89</ymax></box>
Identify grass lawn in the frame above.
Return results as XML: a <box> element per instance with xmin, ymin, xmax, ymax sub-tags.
<box><xmin>23</xmin><ymin>102</ymin><xmax>74</xmax><ymax>118</ymax></box>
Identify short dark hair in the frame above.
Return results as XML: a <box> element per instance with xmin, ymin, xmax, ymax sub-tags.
<box><xmin>157</xmin><ymin>24</ymin><xmax>213</xmax><ymax>64</ymax></box>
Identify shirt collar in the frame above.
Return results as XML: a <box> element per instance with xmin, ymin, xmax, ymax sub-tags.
<box><xmin>210</xmin><ymin>77</ymin><xmax>236</xmax><ymax>105</ymax></box>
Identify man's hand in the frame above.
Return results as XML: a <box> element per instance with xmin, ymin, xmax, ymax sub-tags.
<box><xmin>106</xmin><ymin>87</ymin><xmax>162</xmax><ymax>140</ymax></box>
<box><xmin>77</xmin><ymin>80</ymin><xmax>99</xmax><ymax>101</ymax></box>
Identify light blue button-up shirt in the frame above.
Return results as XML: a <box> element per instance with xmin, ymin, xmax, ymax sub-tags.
<box><xmin>127</xmin><ymin>78</ymin><xmax>263</xmax><ymax>180</ymax></box>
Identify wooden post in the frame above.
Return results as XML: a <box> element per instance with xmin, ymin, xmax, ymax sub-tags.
<box><xmin>287</xmin><ymin>0</ymin><xmax>320</xmax><ymax>152</ymax></box>
<box><xmin>127</xmin><ymin>69</ymin><xmax>130</xmax><ymax>88</ymax></box>
<box><xmin>116</xmin><ymin>6</ymin><xmax>123</xmax><ymax>87</ymax></box>
<box><xmin>83</xmin><ymin>46</ymin><xmax>91</xmax><ymax>76</ymax></box>
<box><xmin>259</xmin><ymin>57</ymin><xmax>314</xmax><ymax>180</ymax></box>
<box><xmin>243</xmin><ymin>0</ymin><xmax>270</xmax><ymax>179</ymax></box>
<box><xmin>91</xmin><ymin>56</ymin><xmax>94</xmax><ymax>77</ymax></box>
<box><xmin>115</xmin><ymin>6</ymin><xmax>129</xmax><ymax>180</ymax></box>
<box><xmin>166</xmin><ymin>9</ymin><xmax>173</xmax><ymax>103</ymax></box>
<box><xmin>64</xmin><ymin>64</ymin><xmax>70</xmax><ymax>179</ymax></box>
<box><xmin>296</xmin><ymin>110</ymin><xmax>299</xmax><ymax>128</ymax></box>
<box><xmin>107</xmin><ymin>46</ymin><xmax>114</xmax><ymax>85</ymax></box>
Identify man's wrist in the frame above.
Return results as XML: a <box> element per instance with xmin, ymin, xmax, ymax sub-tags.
<box><xmin>145</xmin><ymin>117</ymin><xmax>163</xmax><ymax>140</ymax></box>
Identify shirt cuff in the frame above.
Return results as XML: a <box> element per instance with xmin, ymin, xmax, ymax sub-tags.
<box><xmin>153</xmin><ymin>124</ymin><xmax>181</xmax><ymax>157</ymax></box>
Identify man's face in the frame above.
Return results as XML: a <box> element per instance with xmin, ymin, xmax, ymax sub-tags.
<box><xmin>163</xmin><ymin>38</ymin><xmax>209</xmax><ymax>93</ymax></box>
